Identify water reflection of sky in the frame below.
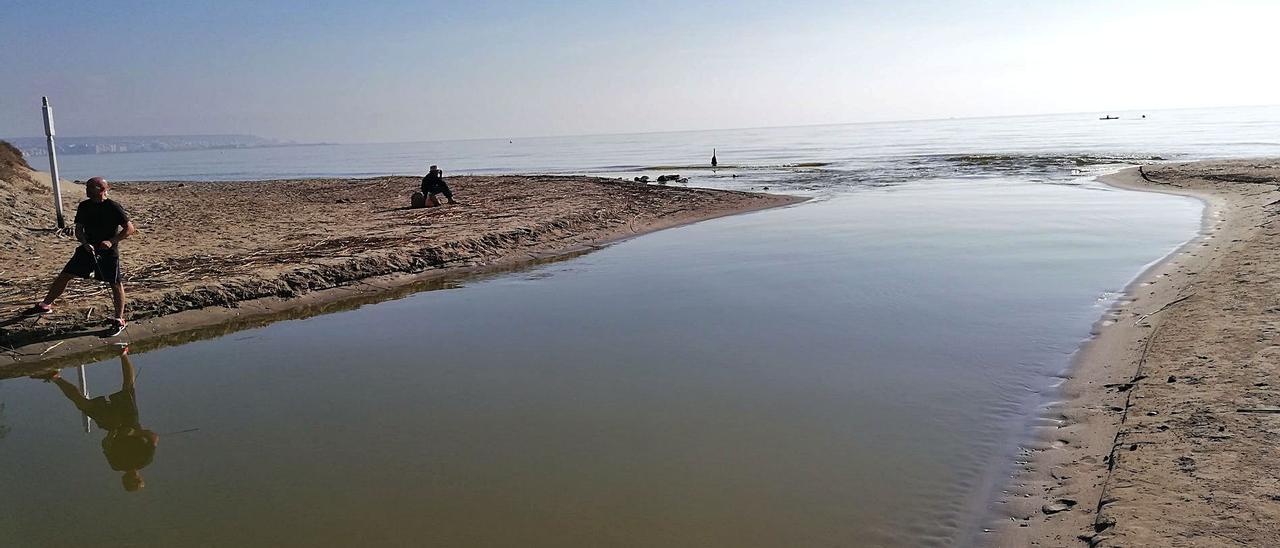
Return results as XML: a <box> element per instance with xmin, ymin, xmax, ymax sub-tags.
<box><xmin>0</xmin><ymin>178</ymin><xmax>1200</xmax><ymax>547</ymax></box>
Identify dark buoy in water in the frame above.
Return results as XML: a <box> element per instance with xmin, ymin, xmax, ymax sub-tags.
<box><xmin>711</xmin><ymin>148</ymin><xmax>718</xmax><ymax>168</ymax></box>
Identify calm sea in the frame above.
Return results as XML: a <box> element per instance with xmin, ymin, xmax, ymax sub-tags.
<box><xmin>3</xmin><ymin>106</ymin><xmax>1278</xmax><ymax>547</ymax></box>
<box><xmin>47</xmin><ymin>104</ymin><xmax>1280</xmax><ymax>191</ymax></box>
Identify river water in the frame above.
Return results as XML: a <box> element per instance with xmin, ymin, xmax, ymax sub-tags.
<box><xmin>2</xmin><ymin>106</ymin><xmax>1277</xmax><ymax>546</ymax></box>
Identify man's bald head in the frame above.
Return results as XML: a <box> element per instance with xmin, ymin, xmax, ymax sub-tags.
<box><xmin>86</xmin><ymin>177</ymin><xmax>109</xmax><ymax>202</ymax></box>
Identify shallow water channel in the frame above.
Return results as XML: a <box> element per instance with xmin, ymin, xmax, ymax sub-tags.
<box><xmin>0</xmin><ymin>179</ymin><xmax>1199</xmax><ymax>547</ymax></box>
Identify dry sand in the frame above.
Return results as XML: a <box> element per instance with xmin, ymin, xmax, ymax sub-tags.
<box><xmin>0</xmin><ymin>174</ymin><xmax>801</xmax><ymax>375</ymax></box>
<box><xmin>993</xmin><ymin>159</ymin><xmax>1280</xmax><ymax>547</ymax></box>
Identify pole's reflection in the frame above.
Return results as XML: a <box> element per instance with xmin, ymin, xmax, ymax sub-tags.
<box><xmin>32</xmin><ymin>346</ymin><xmax>158</xmax><ymax>492</ymax></box>
<box><xmin>77</xmin><ymin>365</ymin><xmax>90</xmax><ymax>433</ymax></box>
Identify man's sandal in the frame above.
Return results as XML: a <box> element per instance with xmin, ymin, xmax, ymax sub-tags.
<box><xmin>29</xmin><ymin>371</ymin><xmax>60</xmax><ymax>382</ymax></box>
<box><xmin>21</xmin><ymin>303</ymin><xmax>52</xmax><ymax>317</ymax></box>
<box><xmin>103</xmin><ymin>318</ymin><xmax>128</xmax><ymax>338</ymax></box>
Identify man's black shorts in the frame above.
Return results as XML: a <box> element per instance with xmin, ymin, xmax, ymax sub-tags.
<box><xmin>61</xmin><ymin>247</ymin><xmax>122</xmax><ymax>284</ymax></box>
<box><xmin>78</xmin><ymin>389</ymin><xmax>139</xmax><ymax>430</ymax></box>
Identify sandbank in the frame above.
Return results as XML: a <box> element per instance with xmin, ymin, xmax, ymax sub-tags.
<box><xmin>993</xmin><ymin>159</ymin><xmax>1280</xmax><ymax>546</ymax></box>
<box><xmin>0</xmin><ymin>175</ymin><xmax>802</xmax><ymax>375</ymax></box>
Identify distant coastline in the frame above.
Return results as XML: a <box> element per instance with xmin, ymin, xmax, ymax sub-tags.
<box><xmin>6</xmin><ymin>134</ymin><xmax>333</xmax><ymax>157</ymax></box>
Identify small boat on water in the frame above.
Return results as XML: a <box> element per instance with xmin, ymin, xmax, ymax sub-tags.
<box><xmin>1099</xmin><ymin>115</ymin><xmax>1119</xmax><ymax>120</ymax></box>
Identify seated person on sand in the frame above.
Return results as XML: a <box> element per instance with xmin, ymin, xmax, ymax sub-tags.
<box><xmin>23</xmin><ymin>176</ymin><xmax>137</xmax><ymax>337</ymax></box>
<box><xmin>31</xmin><ymin>346</ymin><xmax>159</xmax><ymax>492</ymax></box>
<box><xmin>420</xmin><ymin>165</ymin><xmax>457</xmax><ymax>206</ymax></box>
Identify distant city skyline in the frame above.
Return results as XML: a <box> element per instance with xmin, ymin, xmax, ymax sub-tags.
<box><xmin>5</xmin><ymin>134</ymin><xmax>292</xmax><ymax>156</ymax></box>
<box><xmin>3</xmin><ymin>1</ymin><xmax>1278</xmax><ymax>144</ymax></box>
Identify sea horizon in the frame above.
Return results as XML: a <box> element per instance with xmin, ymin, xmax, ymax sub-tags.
<box><xmin>7</xmin><ymin>102</ymin><xmax>1277</xmax><ymax>150</ymax></box>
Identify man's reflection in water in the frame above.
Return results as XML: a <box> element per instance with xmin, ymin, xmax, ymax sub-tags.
<box><xmin>32</xmin><ymin>346</ymin><xmax>158</xmax><ymax>491</ymax></box>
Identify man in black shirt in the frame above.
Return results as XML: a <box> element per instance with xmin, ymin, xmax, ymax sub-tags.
<box><xmin>421</xmin><ymin>165</ymin><xmax>457</xmax><ymax>205</ymax></box>
<box><xmin>25</xmin><ymin>177</ymin><xmax>137</xmax><ymax>336</ymax></box>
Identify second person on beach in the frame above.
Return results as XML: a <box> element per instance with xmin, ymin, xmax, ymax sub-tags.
<box><xmin>419</xmin><ymin>165</ymin><xmax>457</xmax><ymax>207</ymax></box>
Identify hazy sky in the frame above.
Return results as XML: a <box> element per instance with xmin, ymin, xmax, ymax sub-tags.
<box><xmin>3</xmin><ymin>0</ymin><xmax>1277</xmax><ymax>143</ymax></box>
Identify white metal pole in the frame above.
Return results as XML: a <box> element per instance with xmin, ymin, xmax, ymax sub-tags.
<box><xmin>41</xmin><ymin>97</ymin><xmax>66</xmax><ymax>229</ymax></box>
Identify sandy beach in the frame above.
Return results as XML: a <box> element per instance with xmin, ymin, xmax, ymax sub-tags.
<box><xmin>0</xmin><ymin>169</ymin><xmax>801</xmax><ymax>375</ymax></box>
<box><xmin>995</xmin><ymin>159</ymin><xmax>1280</xmax><ymax>547</ymax></box>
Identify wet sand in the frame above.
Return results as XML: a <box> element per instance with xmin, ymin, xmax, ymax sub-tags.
<box><xmin>0</xmin><ymin>175</ymin><xmax>801</xmax><ymax>374</ymax></box>
<box><xmin>994</xmin><ymin>159</ymin><xmax>1280</xmax><ymax>547</ymax></box>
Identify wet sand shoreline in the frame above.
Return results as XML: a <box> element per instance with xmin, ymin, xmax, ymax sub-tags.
<box><xmin>993</xmin><ymin>159</ymin><xmax>1280</xmax><ymax>547</ymax></box>
<box><xmin>0</xmin><ymin>175</ymin><xmax>803</xmax><ymax>375</ymax></box>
